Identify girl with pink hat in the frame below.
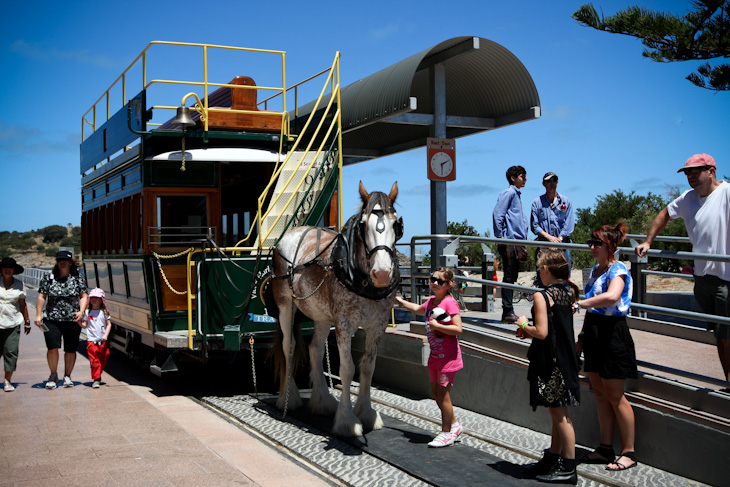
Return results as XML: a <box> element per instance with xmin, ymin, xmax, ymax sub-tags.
<box><xmin>81</xmin><ymin>288</ymin><xmax>111</xmax><ymax>388</ymax></box>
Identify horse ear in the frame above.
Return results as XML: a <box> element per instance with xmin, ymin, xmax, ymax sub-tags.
<box><xmin>388</xmin><ymin>181</ymin><xmax>399</xmax><ymax>206</ymax></box>
<box><xmin>359</xmin><ymin>181</ymin><xmax>369</xmax><ymax>204</ymax></box>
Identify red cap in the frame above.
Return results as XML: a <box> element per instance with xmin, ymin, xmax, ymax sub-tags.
<box><xmin>678</xmin><ymin>153</ymin><xmax>716</xmax><ymax>173</ymax></box>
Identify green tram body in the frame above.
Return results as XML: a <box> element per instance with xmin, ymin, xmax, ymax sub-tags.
<box><xmin>79</xmin><ymin>42</ymin><xmax>342</xmax><ymax>366</ymax></box>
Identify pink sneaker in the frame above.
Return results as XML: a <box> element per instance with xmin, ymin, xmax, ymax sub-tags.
<box><xmin>428</xmin><ymin>431</ymin><xmax>455</xmax><ymax>448</ymax></box>
<box><xmin>450</xmin><ymin>422</ymin><xmax>462</xmax><ymax>441</ymax></box>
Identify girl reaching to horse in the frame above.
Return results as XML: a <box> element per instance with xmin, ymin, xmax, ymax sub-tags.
<box><xmin>396</xmin><ymin>267</ymin><xmax>463</xmax><ymax>448</ymax></box>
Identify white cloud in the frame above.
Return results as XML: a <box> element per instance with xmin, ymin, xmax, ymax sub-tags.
<box><xmin>10</xmin><ymin>40</ymin><xmax>119</xmax><ymax>69</ymax></box>
<box><xmin>370</xmin><ymin>23</ymin><xmax>400</xmax><ymax>40</ymax></box>
<box><xmin>0</xmin><ymin>123</ymin><xmax>77</xmax><ymax>155</ymax></box>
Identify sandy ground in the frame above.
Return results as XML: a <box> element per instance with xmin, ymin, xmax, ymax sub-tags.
<box><xmin>500</xmin><ymin>262</ymin><xmax>695</xmax><ymax>293</ymax></box>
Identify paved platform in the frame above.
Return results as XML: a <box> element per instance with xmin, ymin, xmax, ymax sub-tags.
<box><xmin>0</xmin><ymin>305</ymin><xmax>336</xmax><ymax>487</ymax></box>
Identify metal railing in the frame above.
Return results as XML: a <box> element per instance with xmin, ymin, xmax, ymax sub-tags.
<box><xmin>402</xmin><ymin>233</ymin><xmax>730</xmax><ymax>328</ymax></box>
<box><xmin>17</xmin><ymin>268</ymin><xmax>51</xmax><ymax>288</ymax></box>
<box><xmin>398</xmin><ymin>234</ymin><xmax>730</xmax><ymax>389</ymax></box>
<box><xmin>81</xmin><ymin>41</ymin><xmax>289</xmax><ymax>140</ymax></box>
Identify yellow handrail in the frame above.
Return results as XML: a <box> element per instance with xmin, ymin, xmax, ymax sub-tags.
<box><xmin>81</xmin><ymin>41</ymin><xmax>288</xmax><ymax>141</ymax></box>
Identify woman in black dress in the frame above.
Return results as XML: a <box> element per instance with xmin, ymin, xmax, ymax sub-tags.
<box><xmin>517</xmin><ymin>249</ymin><xmax>581</xmax><ymax>484</ymax></box>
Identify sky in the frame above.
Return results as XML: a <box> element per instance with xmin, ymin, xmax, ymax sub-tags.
<box><xmin>2</xmin><ymin>1</ymin><xmax>728</xmax><ymax>256</ymax></box>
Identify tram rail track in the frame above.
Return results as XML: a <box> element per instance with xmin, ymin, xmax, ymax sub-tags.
<box><xmin>199</xmin><ymin>377</ymin><xmax>705</xmax><ymax>487</ymax></box>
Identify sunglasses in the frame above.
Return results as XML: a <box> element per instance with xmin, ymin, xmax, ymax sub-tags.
<box><xmin>683</xmin><ymin>166</ymin><xmax>710</xmax><ymax>175</ymax></box>
<box><xmin>429</xmin><ymin>276</ymin><xmax>447</xmax><ymax>286</ymax></box>
<box><xmin>586</xmin><ymin>239</ymin><xmax>604</xmax><ymax>248</ymax></box>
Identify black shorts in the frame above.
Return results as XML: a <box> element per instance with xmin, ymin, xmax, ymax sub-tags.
<box><xmin>43</xmin><ymin>320</ymin><xmax>82</xmax><ymax>352</ymax></box>
<box><xmin>583</xmin><ymin>313</ymin><xmax>638</xmax><ymax>380</ymax></box>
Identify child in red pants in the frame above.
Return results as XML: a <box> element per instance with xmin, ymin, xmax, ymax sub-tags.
<box><xmin>81</xmin><ymin>288</ymin><xmax>111</xmax><ymax>388</ymax></box>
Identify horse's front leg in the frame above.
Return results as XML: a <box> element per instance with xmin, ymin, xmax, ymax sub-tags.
<box><xmin>331</xmin><ymin>324</ymin><xmax>362</xmax><ymax>437</ymax></box>
<box><xmin>308</xmin><ymin>321</ymin><xmax>338</xmax><ymax>415</ymax></box>
<box><xmin>354</xmin><ymin>326</ymin><xmax>385</xmax><ymax>431</ymax></box>
<box><xmin>275</xmin><ymin>304</ymin><xmax>302</xmax><ymax>411</ymax></box>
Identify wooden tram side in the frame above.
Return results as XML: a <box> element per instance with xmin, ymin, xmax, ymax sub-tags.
<box><xmin>79</xmin><ymin>42</ymin><xmax>342</xmax><ymax>367</ymax></box>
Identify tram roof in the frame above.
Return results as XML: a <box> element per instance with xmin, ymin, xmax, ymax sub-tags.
<box><xmin>293</xmin><ymin>36</ymin><xmax>541</xmax><ymax>165</ymax></box>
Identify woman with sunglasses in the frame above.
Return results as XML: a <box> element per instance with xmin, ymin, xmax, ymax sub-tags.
<box><xmin>574</xmin><ymin>223</ymin><xmax>638</xmax><ymax>472</ymax></box>
<box><xmin>396</xmin><ymin>268</ymin><xmax>463</xmax><ymax>448</ymax></box>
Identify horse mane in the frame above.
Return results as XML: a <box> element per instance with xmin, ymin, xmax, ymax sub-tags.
<box><xmin>360</xmin><ymin>190</ymin><xmax>395</xmax><ymax>221</ymax></box>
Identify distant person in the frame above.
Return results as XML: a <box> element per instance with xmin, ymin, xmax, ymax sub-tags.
<box><xmin>1</xmin><ymin>257</ymin><xmax>31</xmax><ymax>392</ymax></box>
<box><xmin>531</xmin><ymin>171</ymin><xmax>575</xmax><ymax>287</ymax></box>
<box><xmin>635</xmin><ymin>153</ymin><xmax>730</xmax><ymax>385</ymax></box>
<box><xmin>35</xmin><ymin>250</ymin><xmax>88</xmax><ymax>390</ymax></box>
<box><xmin>575</xmin><ymin>223</ymin><xmax>638</xmax><ymax>472</ymax></box>
<box><xmin>81</xmin><ymin>288</ymin><xmax>111</xmax><ymax>389</ymax></box>
<box><xmin>516</xmin><ymin>250</ymin><xmax>581</xmax><ymax>484</ymax></box>
<box><xmin>493</xmin><ymin>165</ymin><xmax>528</xmax><ymax>323</ymax></box>
<box><xmin>396</xmin><ymin>268</ymin><xmax>463</xmax><ymax>448</ymax></box>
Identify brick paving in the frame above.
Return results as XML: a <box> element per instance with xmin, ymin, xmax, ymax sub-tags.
<box><xmin>0</xmin><ymin>305</ymin><xmax>335</xmax><ymax>487</ymax></box>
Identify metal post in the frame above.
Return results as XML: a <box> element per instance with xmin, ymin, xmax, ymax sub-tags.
<box><xmin>483</xmin><ymin>252</ymin><xmax>495</xmax><ymax>312</ymax></box>
<box><xmin>629</xmin><ymin>252</ymin><xmax>648</xmax><ymax>318</ymax></box>
<box><xmin>430</xmin><ymin>63</ymin><xmax>447</xmax><ymax>268</ymax></box>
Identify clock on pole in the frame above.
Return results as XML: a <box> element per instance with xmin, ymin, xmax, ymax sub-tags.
<box><xmin>427</xmin><ymin>137</ymin><xmax>456</xmax><ymax>181</ymax></box>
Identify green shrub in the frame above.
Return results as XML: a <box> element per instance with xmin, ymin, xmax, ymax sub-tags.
<box><xmin>40</xmin><ymin>225</ymin><xmax>67</xmax><ymax>243</ymax></box>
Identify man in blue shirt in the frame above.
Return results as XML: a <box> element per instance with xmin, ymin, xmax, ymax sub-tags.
<box><xmin>531</xmin><ymin>171</ymin><xmax>575</xmax><ymax>286</ymax></box>
<box><xmin>493</xmin><ymin>165</ymin><xmax>527</xmax><ymax>323</ymax></box>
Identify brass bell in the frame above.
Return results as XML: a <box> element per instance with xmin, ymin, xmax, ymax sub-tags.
<box><xmin>171</xmin><ymin>106</ymin><xmax>196</xmax><ymax>128</ymax></box>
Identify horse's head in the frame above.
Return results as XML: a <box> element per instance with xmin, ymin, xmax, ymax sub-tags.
<box><xmin>358</xmin><ymin>181</ymin><xmax>403</xmax><ymax>287</ymax></box>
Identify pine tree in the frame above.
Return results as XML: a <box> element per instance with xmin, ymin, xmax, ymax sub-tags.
<box><xmin>573</xmin><ymin>1</ymin><xmax>730</xmax><ymax>91</ymax></box>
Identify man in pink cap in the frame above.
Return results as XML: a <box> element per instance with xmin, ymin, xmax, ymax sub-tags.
<box><xmin>636</xmin><ymin>153</ymin><xmax>730</xmax><ymax>385</ymax></box>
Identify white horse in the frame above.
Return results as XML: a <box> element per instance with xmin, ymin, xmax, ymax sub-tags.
<box><xmin>270</xmin><ymin>181</ymin><xmax>402</xmax><ymax>437</ymax></box>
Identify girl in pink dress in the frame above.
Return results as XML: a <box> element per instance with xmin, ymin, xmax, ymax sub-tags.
<box><xmin>396</xmin><ymin>267</ymin><xmax>463</xmax><ymax>447</ymax></box>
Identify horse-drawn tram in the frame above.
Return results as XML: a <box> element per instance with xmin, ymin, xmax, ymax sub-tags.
<box><xmin>80</xmin><ymin>41</ymin><xmax>343</xmax><ymax>371</ymax></box>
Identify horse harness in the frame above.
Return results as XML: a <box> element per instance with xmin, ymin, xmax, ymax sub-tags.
<box><xmin>272</xmin><ymin>208</ymin><xmax>403</xmax><ymax>302</ymax></box>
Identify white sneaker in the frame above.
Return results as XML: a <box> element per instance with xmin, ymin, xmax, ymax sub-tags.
<box><xmin>4</xmin><ymin>380</ymin><xmax>14</xmax><ymax>392</ymax></box>
<box><xmin>45</xmin><ymin>373</ymin><xmax>58</xmax><ymax>390</ymax></box>
<box><xmin>428</xmin><ymin>431</ymin><xmax>456</xmax><ymax>448</ymax></box>
<box><xmin>450</xmin><ymin>422</ymin><xmax>463</xmax><ymax>441</ymax></box>
<box><xmin>62</xmin><ymin>376</ymin><xmax>74</xmax><ymax>388</ymax></box>
<box><xmin>92</xmin><ymin>380</ymin><xmax>101</xmax><ymax>389</ymax></box>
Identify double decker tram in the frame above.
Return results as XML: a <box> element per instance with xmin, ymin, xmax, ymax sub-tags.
<box><xmin>79</xmin><ymin>42</ymin><xmax>342</xmax><ymax>373</ymax></box>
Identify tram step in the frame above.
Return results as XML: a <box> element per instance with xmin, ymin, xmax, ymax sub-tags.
<box><xmin>153</xmin><ymin>330</ymin><xmax>189</xmax><ymax>349</ymax></box>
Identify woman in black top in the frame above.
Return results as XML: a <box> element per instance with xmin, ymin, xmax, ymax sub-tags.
<box><xmin>517</xmin><ymin>250</ymin><xmax>581</xmax><ymax>484</ymax></box>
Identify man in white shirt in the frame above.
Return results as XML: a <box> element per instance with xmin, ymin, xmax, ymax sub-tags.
<box><xmin>635</xmin><ymin>154</ymin><xmax>730</xmax><ymax>384</ymax></box>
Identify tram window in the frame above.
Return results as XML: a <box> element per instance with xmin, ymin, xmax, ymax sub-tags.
<box><xmin>156</xmin><ymin>195</ymin><xmax>207</xmax><ymax>245</ymax></box>
<box><xmin>97</xmin><ymin>263</ymin><xmax>111</xmax><ymax>294</ymax></box>
<box><xmin>84</xmin><ymin>263</ymin><xmax>98</xmax><ymax>289</ymax></box>
<box><xmin>126</xmin><ymin>262</ymin><xmax>147</xmax><ymax>300</ymax></box>
<box><xmin>109</xmin><ymin>262</ymin><xmax>126</xmax><ymax>297</ymax></box>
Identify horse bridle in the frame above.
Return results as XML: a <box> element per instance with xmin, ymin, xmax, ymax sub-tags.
<box><xmin>360</xmin><ymin>208</ymin><xmax>404</xmax><ymax>259</ymax></box>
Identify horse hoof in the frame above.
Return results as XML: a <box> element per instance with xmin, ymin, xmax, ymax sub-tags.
<box><xmin>332</xmin><ymin>418</ymin><xmax>364</xmax><ymax>437</ymax></box>
<box><xmin>276</xmin><ymin>392</ymin><xmax>303</xmax><ymax>411</ymax></box>
<box><xmin>356</xmin><ymin>407</ymin><xmax>383</xmax><ymax>430</ymax></box>
<box><xmin>309</xmin><ymin>393</ymin><xmax>338</xmax><ymax>416</ymax></box>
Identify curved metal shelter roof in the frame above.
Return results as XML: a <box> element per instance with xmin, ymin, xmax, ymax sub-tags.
<box><xmin>293</xmin><ymin>36</ymin><xmax>541</xmax><ymax>165</ymax></box>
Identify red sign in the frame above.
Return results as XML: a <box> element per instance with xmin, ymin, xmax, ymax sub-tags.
<box><xmin>427</xmin><ymin>137</ymin><xmax>456</xmax><ymax>181</ymax></box>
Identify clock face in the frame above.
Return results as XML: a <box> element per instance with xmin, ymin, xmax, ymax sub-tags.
<box><xmin>430</xmin><ymin>151</ymin><xmax>453</xmax><ymax>177</ymax></box>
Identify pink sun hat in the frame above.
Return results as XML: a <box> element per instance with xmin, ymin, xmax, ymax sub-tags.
<box><xmin>677</xmin><ymin>153</ymin><xmax>716</xmax><ymax>173</ymax></box>
<box><xmin>88</xmin><ymin>288</ymin><xmax>106</xmax><ymax>307</ymax></box>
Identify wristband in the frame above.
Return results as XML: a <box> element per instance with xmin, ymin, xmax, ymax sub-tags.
<box><xmin>520</xmin><ymin>321</ymin><xmax>529</xmax><ymax>330</ymax></box>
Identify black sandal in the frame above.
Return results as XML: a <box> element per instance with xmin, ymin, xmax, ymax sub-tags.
<box><xmin>606</xmin><ymin>451</ymin><xmax>638</xmax><ymax>471</ymax></box>
<box><xmin>580</xmin><ymin>444</ymin><xmax>615</xmax><ymax>464</ymax></box>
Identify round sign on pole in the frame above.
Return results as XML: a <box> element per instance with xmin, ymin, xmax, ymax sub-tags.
<box><xmin>427</xmin><ymin>137</ymin><xmax>456</xmax><ymax>181</ymax></box>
